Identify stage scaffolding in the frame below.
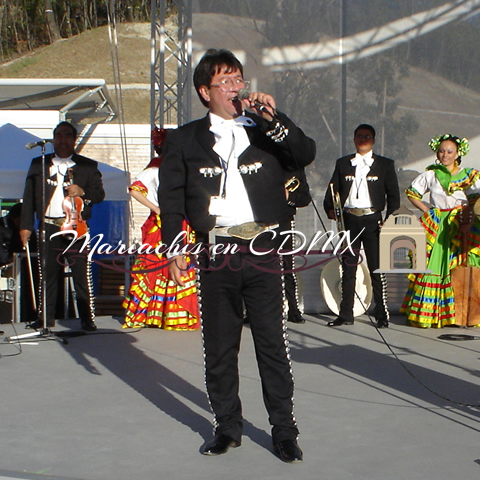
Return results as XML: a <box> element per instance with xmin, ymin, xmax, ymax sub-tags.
<box><xmin>147</xmin><ymin>0</ymin><xmax>480</xmax><ymax>313</ymax></box>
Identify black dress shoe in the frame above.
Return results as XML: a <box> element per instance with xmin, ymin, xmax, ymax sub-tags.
<box><xmin>201</xmin><ymin>434</ymin><xmax>241</xmax><ymax>456</ymax></box>
<box><xmin>288</xmin><ymin>312</ymin><xmax>306</xmax><ymax>324</ymax></box>
<box><xmin>376</xmin><ymin>318</ymin><xmax>389</xmax><ymax>329</ymax></box>
<box><xmin>274</xmin><ymin>439</ymin><xmax>303</xmax><ymax>463</ymax></box>
<box><xmin>81</xmin><ymin>320</ymin><xmax>97</xmax><ymax>332</ymax></box>
<box><xmin>327</xmin><ymin>316</ymin><xmax>354</xmax><ymax>327</ymax></box>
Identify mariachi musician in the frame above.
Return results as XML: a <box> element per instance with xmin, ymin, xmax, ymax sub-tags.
<box><xmin>159</xmin><ymin>49</ymin><xmax>315</xmax><ymax>462</ymax></box>
<box><xmin>282</xmin><ymin>168</ymin><xmax>311</xmax><ymax>324</ymax></box>
<box><xmin>323</xmin><ymin>124</ymin><xmax>400</xmax><ymax>328</ymax></box>
<box><xmin>20</xmin><ymin>121</ymin><xmax>105</xmax><ymax>331</ymax></box>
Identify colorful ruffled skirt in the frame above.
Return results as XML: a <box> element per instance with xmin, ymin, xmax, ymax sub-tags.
<box><xmin>401</xmin><ymin>207</ymin><xmax>480</xmax><ymax>328</ymax></box>
<box><xmin>122</xmin><ymin>213</ymin><xmax>200</xmax><ymax>330</ymax></box>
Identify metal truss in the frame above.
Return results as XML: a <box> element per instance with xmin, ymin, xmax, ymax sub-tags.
<box><xmin>150</xmin><ymin>0</ymin><xmax>193</xmax><ymax>130</ymax></box>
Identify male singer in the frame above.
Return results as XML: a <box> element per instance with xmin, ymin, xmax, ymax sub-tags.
<box><xmin>20</xmin><ymin>121</ymin><xmax>105</xmax><ymax>332</ymax></box>
<box><xmin>323</xmin><ymin>124</ymin><xmax>400</xmax><ymax>328</ymax></box>
<box><xmin>159</xmin><ymin>49</ymin><xmax>315</xmax><ymax>462</ymax></box>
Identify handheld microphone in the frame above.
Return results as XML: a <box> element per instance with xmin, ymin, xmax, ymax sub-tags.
<box><xmin>25</xmin><ymin>140</ymin><xmax>52</xmax><ymax>150</ymax></box>
<box><xmin>237</xmin><ymin>88</ymin><xmax>272</xmax><ymax>115</ymax></box>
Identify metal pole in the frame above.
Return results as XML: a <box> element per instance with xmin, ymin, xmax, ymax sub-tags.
<box><xmin>339</xmin><ymin>0</ymin><xmax>347</xmax><ymax>157</ymax></box>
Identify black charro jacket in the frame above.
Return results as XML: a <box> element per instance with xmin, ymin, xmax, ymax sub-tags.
<box><xmin>159</xmin><ymin>111</ymin><xmax>316</xmax><ymax>246</ymax></box>
<box><xmin>20</xmin><ymin>152</ymin><xmax>105</xmax><ymax>232</ymax></box>
<box><xmin>323</xmin><ymin>152</ymin><xmax>400</xmax><ymax>220</ymax></box>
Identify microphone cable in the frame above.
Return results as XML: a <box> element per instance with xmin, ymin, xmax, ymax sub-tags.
<box><xmin>245</xmin><ymin>106</ymin><xmax>480</xmax><ymax>408</ymax></box>
<box><xmin>307</xmin><ymin>195</ymin><xmax>480</xmax><ymax>408</ymax></box>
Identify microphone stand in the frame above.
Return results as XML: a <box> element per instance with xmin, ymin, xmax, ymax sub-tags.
<box><xmin>7</xmin><ymin>142</ymin><xmax>67</xmax><ymax>345</ymax></box>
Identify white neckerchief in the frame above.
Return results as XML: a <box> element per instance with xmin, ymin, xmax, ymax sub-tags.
<box><xmin>345</xmin><ymin>151</ymin><xmax>374</xmax><ymax>208</ymax></box>
<box><xmin>208</xmin><ymin>112</ymin><xmax>256</xmax><ymax>227</ymax></box>
<box><xmin>46</xmin><ymin>155</ymin><xmax>76</xmax><ymax>218</ymax></box>
<box><xmin>209</xmin><ymin>113</ymin><xmax>255</xmax><ymax>161</ymax></box>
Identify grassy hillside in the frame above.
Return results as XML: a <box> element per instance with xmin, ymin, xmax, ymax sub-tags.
<box><xmin>3</xmin><ymin>15</ymin><xmax>480</xmax><ymax>173</ymax></box>
<box><xmin>0</xmin><ymin>23</ymin><xmax>155</xmax><ymax>124</ymax></box>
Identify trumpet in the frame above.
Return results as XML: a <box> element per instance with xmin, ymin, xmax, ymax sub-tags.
<box><xmin>285</xmin><ymin>176</ymin><xmax>300</xmax><ymax>192</ymax></box>
<box><xmin>329</xmin><ymin>183</ymin><xmax>345</xmax><ymax>233</ymax></box>
<box><xmin>329</xmin><ymin>183</ymin><xmax>347</xmax><ymax>252</ymax></box>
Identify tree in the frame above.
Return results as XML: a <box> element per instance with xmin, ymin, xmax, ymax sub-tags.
<box><xmin>348</xmin><ymin>54</ymin><xmax>419</xmax><ymax>167</ymax></box>
<box><xmin>258</xmin><ymin>1</ymin><xmax>345</xmax><ymax>196</ymax></box>
<box><xmin>45</xmin><ymin>0</ymin><xmax>62</xmax><ymax>42</ymax></box>
<box><xmin>0</xmin><ymin>0</ymin><xmax>152</xmax><ymax>62</ymax></box>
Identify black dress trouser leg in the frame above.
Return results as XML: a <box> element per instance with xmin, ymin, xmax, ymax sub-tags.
<box><xmin>199</xmin><ymin>245</ymin><xmax>298</xmax><ymax>443</ymax></box>
<box><xmin>40</xmin><ymin>223</ymin><xmax>94</xmax><ymax>324</ymax></box>
<box><xmin>339</xmin><ymin>212</ymin><xmax>389</xmax><ymax>321</ymax></box>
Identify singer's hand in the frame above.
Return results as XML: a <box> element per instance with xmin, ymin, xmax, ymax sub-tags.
<box><xmin>243</xmin><ymin>92</ymin><xmax>276</xmax><ymax>121</ymax></box>
<box><xmin>168</xmin><ymin>255</ymin><xmax>187</xmax><ymax>287</ymax></box>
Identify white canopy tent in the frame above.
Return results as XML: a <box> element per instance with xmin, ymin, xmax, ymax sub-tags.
<box><xmin>0</xmin><ymin>78</ymin><xmax>116</xmax><ymax>124</ymax></box>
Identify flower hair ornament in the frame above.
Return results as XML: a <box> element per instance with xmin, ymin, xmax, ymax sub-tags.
<box><xmin>428</xmin><ymin>134</ymin><xmax>470</xmax><ymax>157</ymax></box>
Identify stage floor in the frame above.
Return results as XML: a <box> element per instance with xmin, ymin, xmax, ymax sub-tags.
<box><xmin>1</xmin><ymin>314</ymin><xmax>480</xmax><ymax>480</ymax></box>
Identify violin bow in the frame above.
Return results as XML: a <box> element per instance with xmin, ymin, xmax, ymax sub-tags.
<box><xmin>25</xmin><ymin>241</ymin><xmax>37</xmax><ymax>312</ymax></box>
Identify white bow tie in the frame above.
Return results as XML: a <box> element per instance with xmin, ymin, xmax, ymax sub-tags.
<box><xmin>210</xmin><ymin>116</ymin><xmax>256</xmax><ymax>161</ymax></box>
<box><xmin>49</xmin><ymin>160</ymin><xmax>74</xmax><ymax>178</ymax></box>
<box><xmin>209</xmin><ymin>116</ymin><xmax>256</xmax><ymax>137</ymax></box>
<box><xmin>351</xmin><ymin>154</ymin><xmax>373</xmax><ymax>168</ymax></box>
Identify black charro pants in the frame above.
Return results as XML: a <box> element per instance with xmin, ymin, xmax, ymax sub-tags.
<box><xmin>280</xmin><ymin>218</ymin><xmax>303</xmax><ymax>319</ymax></box>
<box><xmin>39</xmin><ymin>223</ymin><xmax>94</xmax><ymax>324</ymax></box>
<box><xmin>283</xmin><ymin>251</ymin><xmax>302</xmax><ymax>318</ymax></box>
<box><xmin>339</xmin><ymin>211</ymin><xmax>389</xmax><ymax>321</ymax></box>
<box><xmin>198</xmin><ymin>238</ymin><xmax>298</xmax><ymax>444</ymax></box>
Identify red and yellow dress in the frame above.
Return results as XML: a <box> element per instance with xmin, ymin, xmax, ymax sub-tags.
<box><xmin>122</xmin><ymin>167</ymin><xmax>199</xmax><ymax>330</ymax></box>
<box><xmin>401</xmin><ymin>166</ymin><xmax>480</xmax><ymax>328</ymax></box>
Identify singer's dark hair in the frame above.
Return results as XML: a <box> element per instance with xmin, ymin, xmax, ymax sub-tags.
<box><xmin>54</xmin><ymin>121</ymin><xmax>78</xmax><ymax>139</ymax></box>
<box><xmin>354</xmin><ymin>124</ymin><xmax>376</xmax><ymax>139</ymax></box>
<box><xmin>193</xmin><ymin>48</ymin><xmax>244</xmax><ymax>108</ymax></box>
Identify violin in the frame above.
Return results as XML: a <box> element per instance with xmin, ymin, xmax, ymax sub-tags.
<box><xmin>61</xmin><ymin>168</ymin><xmax>88</xmax><ymax>237</ymax></box>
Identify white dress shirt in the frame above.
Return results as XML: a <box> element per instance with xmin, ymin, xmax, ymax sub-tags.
<box><xmin>344</xmin><ymin>150</ymin><xmax>374</xmax><ymax>209</ymax></box>
<box><xmin>46</xmin><ymin>155</ymin><xmax>76</xmax><ymax>218</ymax></box>
<box><xmin>208</xmin><ymin>112</ymin><xmax>256</xmax><ymax>227</ymax></box>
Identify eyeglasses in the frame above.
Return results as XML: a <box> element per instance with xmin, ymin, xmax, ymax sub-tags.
<box><xmin>209</xmin><ymin>78</ymin><xmax>250</xmax><ymax>92</ymax></box>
